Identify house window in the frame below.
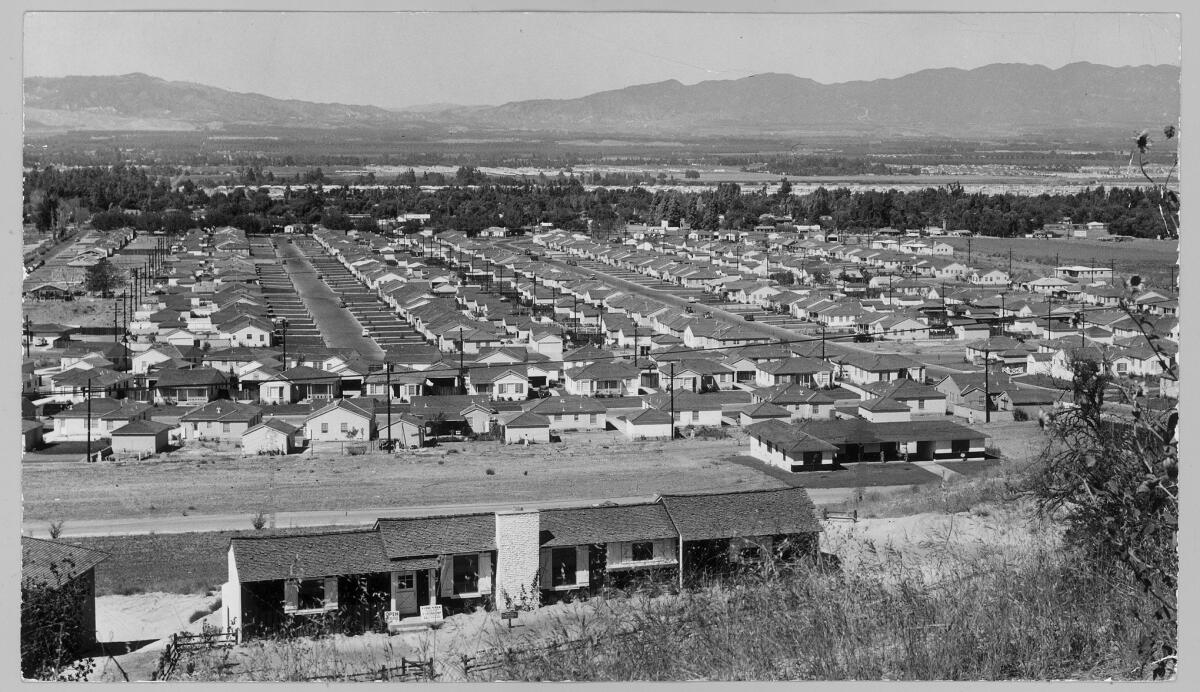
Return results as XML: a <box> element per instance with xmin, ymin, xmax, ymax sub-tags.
<box><xmin>222</xmin><ymin>422</ymin><xmax>230</xmax><ymax>433</ymax></box>
<box><xmin>340</xmin><ymin>422</ymin><xmax>348</xmax><ymax>433</ymax></box>
<box><xmin>395</xmin><ymin>573</ymin><xmax>414</xmax><ymax>590</ymax></box>
<box><xmin>321</xmin><ymin>423</ymin><xmax>329</xmax><ymax>434</ymax></box>
<box><xmin>692</xmin><ymin>410</ymin><xmax>700</xmax><ymax>420</ymax></box>
<box><xmin>298</xmin><ymin>579</ymin><xmax>324</xmax><ymax>610</ymax></box>
<box><xmin>497</xmin><ymin>384</ymin><xmax>507</xmax><ymax>394</ymax></box>
<box><xmin>589</xmin><ymin>413</ymin><xmax>598</xmax><ymax>425</ymax></box>
<box><xmin>631</xmin><ymin>541</ymin><xmax>654</xmax><ymax>562</ymax></box>
<box><xmin>917</xmin><ymin>399</ymin><xmax>925</xmax><ymax>410</ymax></box>
<box><xmin>739</xmin><ymin>545</ymin><xmax>762</xmax><ymax>561</ymax></box>
<box><xmin>550</xmin><ymin>547</ymin><xmax>577</xmax><ymax>587</ymax></box>
<box><xmin>452</xmin><ymin>554</ymin><xmax>479</xmax><ymax>594</ymax></box>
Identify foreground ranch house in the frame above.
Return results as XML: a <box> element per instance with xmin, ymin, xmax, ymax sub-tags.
<box><xmin>221</xmin><ymin>487</ymin><xmax>820</xmax><ymax>641</ymax></box>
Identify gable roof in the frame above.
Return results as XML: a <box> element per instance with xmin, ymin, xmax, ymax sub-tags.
<box><xmin>180</xmin><ymin>400</ymin><xmax>262</xmax><ymax>423</ymax></box>
<box><xmin>305</xmin><ymin>397</ymin><xmax>375</xmax><ymax>422</ymax></box>
<box><xmin>244</xmin><ymin>419</ymin><xmax>300</xmax><ymax>436</ymax></box>
<box><xmin>374</xmin><ymin>513</ymin><xmax>497</xmax><ymax>558</ymax></box>
<box><xmin>111</xmin><ymin>420</ymin><xmax>175</xmax><ymax>436</ymax></box>
<box><xmin>231</xmin><ymin>529</ymin><xmax>393</xmax><ymax>582</ymax></box>
<box><xmin>539</xmin><ymin>503</ymin><xmax>678</xmax><ymax>547</ymax></box>
<box><xmin>660</xmin><ymin>487</ymin><xmax>822</xmax><ymax>540</ymax></box>
<box><xmin>22</xmin><ymin>537</ymin><xmax>109</xmax><ymax>584</ymax></box>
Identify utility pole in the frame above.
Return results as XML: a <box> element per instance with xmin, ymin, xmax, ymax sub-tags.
<box><xmin>1007</xmin><ymin>248</ymin><xmax>1013</xmax><ymax>280</ymax></box>
<box><xmin>967</xmin><ymin>235</ymin><xmax>972</xmax><ymax>264</ymax></box>
<box><xmin>85</xmin><ymin>376</ymin><xmax>93</xmax><ymax>462</ymax></box>
<box><xmin>24</xmin><ymin>315</ymin><xmax>31</xmax><ymax>357</ymax></box>
<box><xmin>633</xmin><ymin>322</ymin><xmax>639</xmax><ymax>367</ymax></box>
<box><xmin>669</xmin><ymin>361</ymin><xmax>676</xmax><ymax>441</ymax></box>
<box><xmin>820</xmin><ymin>324</ymin><xmax>826</xmax><ymax>360</ymax></box>
<box><xmin>458</xmin><ymin>326</ymin><xmax>466</xmax><ymax>395</ymax></box>
<box><xmin>983</xmin><ymin>348</ymin><xmax>991</xmax><ymax>424</ymax></box>
<box><xmin>385</xmin><ymin>361</ymin><xmax>393</xmax><ymax>453</ymax></box>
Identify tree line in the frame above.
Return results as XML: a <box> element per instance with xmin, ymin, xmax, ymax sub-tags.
<box><xmin>23</xmin><ymin>165</ymin><xmax>1176</xmax><ymax>238</ymax></box>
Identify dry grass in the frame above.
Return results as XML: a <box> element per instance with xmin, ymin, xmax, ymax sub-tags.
<box><xmin>22</xmin><ymin>437</ymin><xmax>785</xmax><ymax>522</ymax></box>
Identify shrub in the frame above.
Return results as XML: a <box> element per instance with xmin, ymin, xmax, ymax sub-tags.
<box><xmin>251</xmin><ymin>511</ymin><xmax>267</xmax><ymax>531</ymax></box>
<box><xmin>47</xmin><ymin>520</ymin><xmax>64</xmax><ymax>540</ymax></box>
<box><xmin>485</xmin><ymin>468</ymin><xmax>496</xmax><ymax>476</ymax></box>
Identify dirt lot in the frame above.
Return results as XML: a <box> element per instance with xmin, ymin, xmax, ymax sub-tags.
<box><xmin>940</xmin><ymin>235</ymin><xmax>1177</xmax><ymax>285</ymax></box>
<box><xmin>22</xmin><ymin>436</ymin><xmax>785</xmax><ymax>523</ymax></box>
<box><xmin>24</xmin><ymin>296</ymin><xmax>122</xmax><ymax>328</ymax></box>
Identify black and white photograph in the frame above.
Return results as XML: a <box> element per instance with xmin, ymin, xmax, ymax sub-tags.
<box><xmin>13</xmin><ymin>5</ymin><xmax>1182</xmax><ymax>682</ymax></box>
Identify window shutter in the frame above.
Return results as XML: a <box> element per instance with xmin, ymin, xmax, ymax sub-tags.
<box><xmin>540</xmin><ymin>549</ymin><xmax>552</xmax><ymax>588</ymax></box>
<box><xmin>283</xmin><ymin>579</ymin><xmax>298</xmax><ymax>612</ymax></box>
<box><xmin>477</xmin><ymin>553</ymin><xmax>492</xmax><ymax>594</ymax></box>
<box><xmin>324</xmin><ymin>577</ymin><xmax>338</xmax><ymax>609</ymax></box>
<box><xmin>575</xmin><ymin>546</ymin><xmax>590</xmax><ymax>587</ymax></box>
<box><xmin>439</xmin><ymin>556</ymin><xmax>453</xmax><ymax>596</ymax></box>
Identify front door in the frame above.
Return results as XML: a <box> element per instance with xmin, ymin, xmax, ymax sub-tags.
<box><xmin>394</xmin><ymin>571</ymin><xmax>419</xmax><ymax>615</ymax></box>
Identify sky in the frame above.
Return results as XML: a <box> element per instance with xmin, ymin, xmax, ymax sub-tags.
<box><xmin>23</xmin><ymin>11</ymin><xmax>1183</xmax><ymax>110</ymax></box>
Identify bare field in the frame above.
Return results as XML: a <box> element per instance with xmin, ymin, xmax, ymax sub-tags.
<box><xmin>24</xmin><ymin>296</ymin><xmax>122</xmax><ymax>328</ymax></box>
<box><xmin>21</xmin><ymin>436</ymin><xmax>784</xmax><ymax>523</ymax></box>
<box><xmin>939</xmin><ymin>235</ymin><xmax>1177</xmax><ymax>284</ymax></box>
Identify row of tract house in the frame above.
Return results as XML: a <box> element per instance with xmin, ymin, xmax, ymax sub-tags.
<box><xmin>220</xmin><ymin>486</ymin><xmax>822</xmax><ymax>640</ymax></box>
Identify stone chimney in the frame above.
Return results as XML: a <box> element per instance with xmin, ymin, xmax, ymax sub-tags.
<box><xmin>493</xmin><ymin>509</ymin><xmax>541</xmax><ymax>610</ymax></box>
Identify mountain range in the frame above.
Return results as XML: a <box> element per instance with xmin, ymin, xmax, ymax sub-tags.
<box><xmin>24</xmin><ymin>63</ymin><xmax>1180</xmax><ymax>139</ymax></box>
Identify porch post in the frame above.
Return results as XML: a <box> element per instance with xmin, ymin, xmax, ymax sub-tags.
<box><xmin>389</xmin><ymin>572</ymin><xmax>399</xmax><ymax>612</ymax></box>
<box><xmin>428</xmin><ymin>568</ymin><xmax>437</xmax><ymax>605</ymax></box>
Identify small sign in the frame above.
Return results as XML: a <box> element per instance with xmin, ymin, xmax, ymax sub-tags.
<box><xmin>419</xmin><ymin>605</ymin><xmax>444</xmax><ymax>623</ymax></box>
<box><xmin>384</xmin><ymin>611</ymin><xmax>401</xmax><ymax>624</ymax></box>
<box><xmin>500</xmin><ymin>610</ymin><xmax>518</xmax><ymax>621</ymax></box>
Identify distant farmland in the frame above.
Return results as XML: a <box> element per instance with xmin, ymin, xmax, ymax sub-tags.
<box><xmin>938</xmin><ymin>235</ymin><xmax>1178</xmax><ymax>286</ymax></box>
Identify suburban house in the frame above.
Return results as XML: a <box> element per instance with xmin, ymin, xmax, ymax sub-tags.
<box><xmin>260</xmin><ymin>366</ymin><xmax>342</xmax><ymax>405</ymax></box>
<box><xmin>751</xmin><ymin>384</ymin><xmax>837</xmax><ymax>421</ymax></box>
<box><xmin>834</xmin><ymin>353</ymin><xmax>925</xmax><ymax>387</ymax></box>
<box><xmin>21</xmin><ymin>537</ymin><xmax>109</xmax><ymax>657</ymax></box>
<box><xmin>498</xmin><ymin>411</ymin><xmax>552</xmax><ymax>444</ymax></box>
<box><xmin>614</xmin><ymin>407</ymin><xmax>675</xmax><ymax>441</ymax></box>
<box><xmin>643</xmin><ymin>391</ymin><xmax>723</xmax><ymax>428</ymax></box>
<box><xmin>22</xmin><ymin>417</ymin><xmax>44</xmax><ymax>450</ymax></box>
<box><xmin>241</xmin><ymin>419</ymin><xmax>304</xmax><ymax>456</ymax></box>
<box><xmin>152</xmin><ymin>367</ymin><xmax>229</xmax><ymax>406</ymax></box>
<box><xmin>753</xmin><ymin>357</ymin><xmax>835</xmax><ymax>388</ymax></box>
<box><xmin>220</xmin><ymin>487</ymin><xmax>821</xmax><ymax>641</ymax></box>
<box><xmin>465</xmin><ymin>366</ymin><xmax>529</xmax><ymax>401</ymax></box>
<box><xmin>110</xmin><ymin>420</ymin><xmax>175</xmax><ymax>456</ymax></box>
<box><xmin>179</xmin><ymin>400</ymin><xmax>263</xmax><ymax>444</ymax></box>
<box><xmin>304</xmin><ymin>398</ymin><xmax>376</xmax><ymax>442</ymax></box>
<box><xmin>762</xmin><ymin>418</ymin><xmax>989</xmax><ymax>464</ymax></box>
<box><xmin>521</xmin><ymin>396</ymin><xmax>608</xmax><ymax>432</ymax></box>
<box><xmin>49</xmin><ymin>399</ymin><xmax>152</xmax><ymax>440</ymax></box>
<box><xmin>739</xmin><ymin>401</ymin><xmax>794</xmax><ymax>427</ymax></box>
<box><xmin>745</xmin><ymin>418</ymin><xmax>841</xmax><ymax>470</ymax></box>
<box><xmin>562</xmin><ymin>361</ymin><xmax>641</xmax><ymax>397</ymax></box>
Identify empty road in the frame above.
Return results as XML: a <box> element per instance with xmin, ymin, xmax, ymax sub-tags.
<box><xmin>276</xmin><ymin>241</ymin><xmax>385</xmax><ymax>360</ymax></box>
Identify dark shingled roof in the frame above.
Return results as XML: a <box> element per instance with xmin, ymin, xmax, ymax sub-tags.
<box><xmin>231</xmin><ymin>530</ymin><xmax>392</xmax><ymax>582</ymax></box>
<box><xmin>22</xmin><ymin>537</ymin><xmax>109</xmax><ymax>585</ymax></box>
<box><xmin>660</xmin><ymin>487</ymin><xmax>822</xmax><ymax>540</ymax></box>
<box><xmin>374</xmin><ymin>513</ymin><xmax>496</xmax><ymax>558</ymax></box>
<box><xmin>540</xmin><ymin>503</ymin><xmax>678</xmax><ymax>547</ymax></box>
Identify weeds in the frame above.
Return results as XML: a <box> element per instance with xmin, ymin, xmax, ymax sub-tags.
<box><xmin>492</xmin><ymin>542</ymin><xmax>1162</xmax><ymax>681</ymax></box>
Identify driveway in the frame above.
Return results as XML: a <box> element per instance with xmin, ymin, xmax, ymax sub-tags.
<box><xmin>276</xmin><ymin>242</ymin><xmax>385</xmax><ymax>360</ymax></box>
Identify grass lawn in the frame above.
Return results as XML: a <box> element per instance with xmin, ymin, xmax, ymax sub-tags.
<box><xmin>22</xmin><ymin>436</ymin><xmax>786</xmax><ymax>523</ymax></box>
<box><xmin>724</xmin><ymin>455</ymin><xmax>941</xmax><ymax>489</ymax></box>
<box><xmin>67</xmin><ymin>526</ymin><xmax>348</xmax><ymax>596</ymax></box>
<box><xmin>938</xmin><ymin>457</ymin><xmax>1005</xmax><ymax>477</ymax></box>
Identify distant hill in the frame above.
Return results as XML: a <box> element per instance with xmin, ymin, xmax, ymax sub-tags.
<box><xmin>24</xmin><ymin>63</ymin><xmax>1180</xmax><ymax>138</ymax></box>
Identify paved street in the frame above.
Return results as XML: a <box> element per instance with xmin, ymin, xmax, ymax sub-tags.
<box><xmin>276</xmin><ymin>241</ymin><xmax>385</xmax><ymax>360</ymax></box>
